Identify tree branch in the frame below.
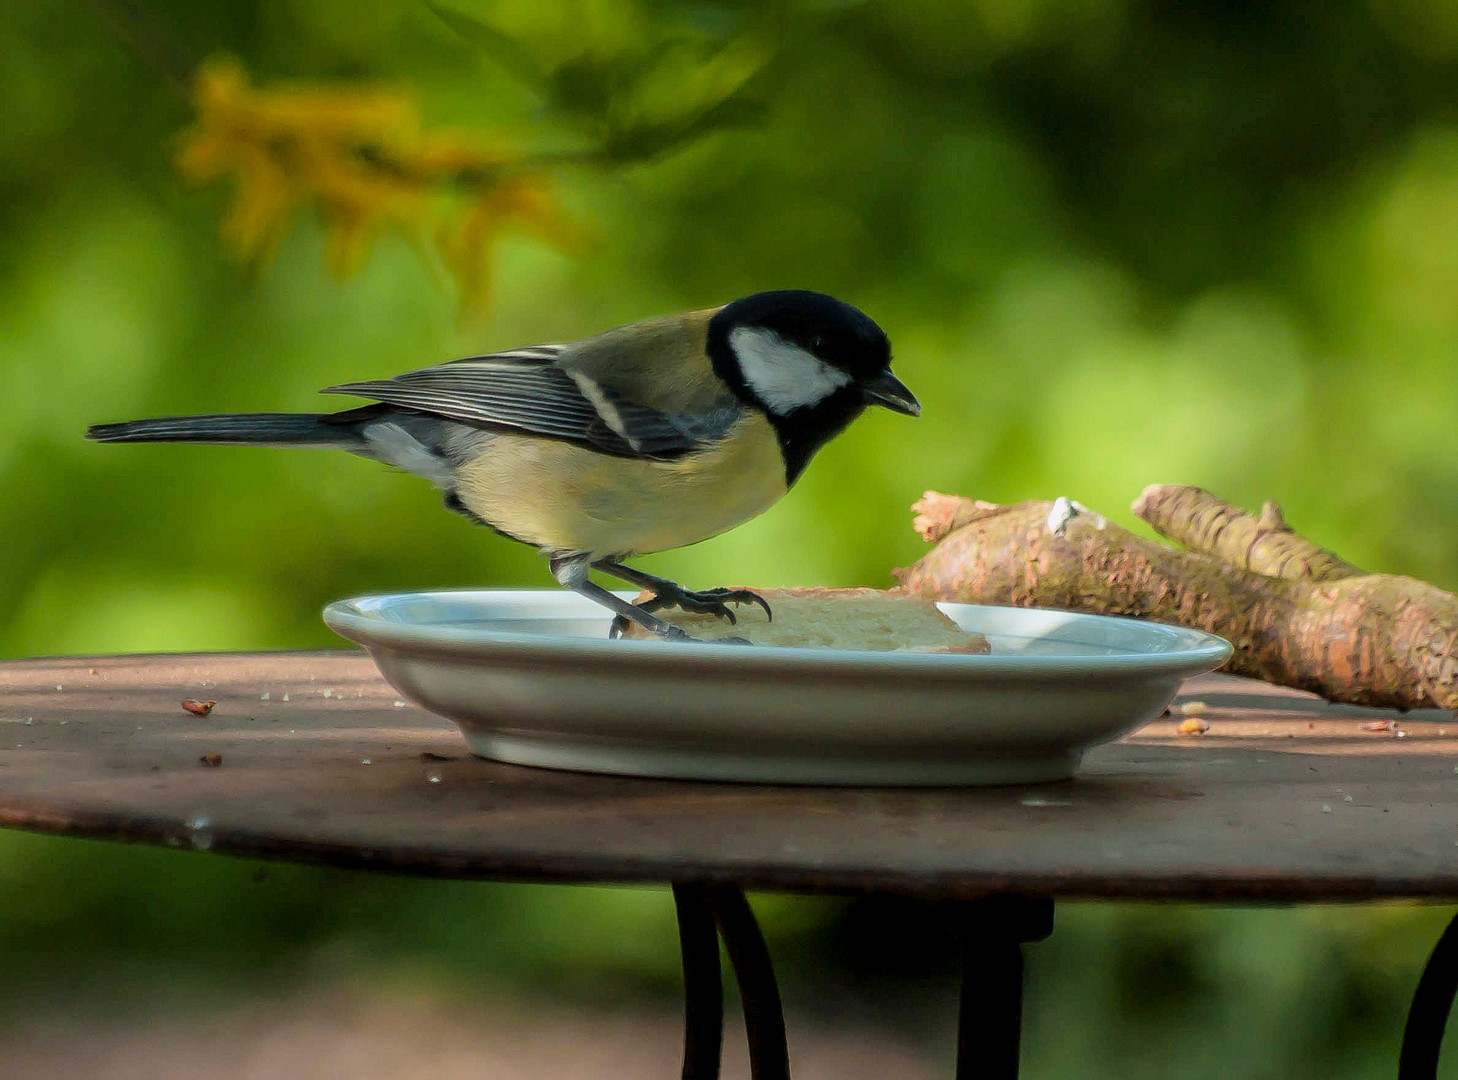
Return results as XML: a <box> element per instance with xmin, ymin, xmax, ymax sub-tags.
<box><xmin>895</xmin><ymin>491</ymin><xmax>1458</xmax><ymax>711</ymax></box>
<box><xmin>1133</xmin><ymin>484</ymin><xmax>1362</xmax><ymax>582</ymax></box>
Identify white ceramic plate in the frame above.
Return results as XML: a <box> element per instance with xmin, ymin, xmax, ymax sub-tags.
<box><xmin>323</xmin><ymin>589</ymin><xmax>1232</xmax><ymax>786</ymax></box>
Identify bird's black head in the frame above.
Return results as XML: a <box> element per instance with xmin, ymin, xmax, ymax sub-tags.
<box><xmin>706</xmin><ymin>290</ymin><xmax>919</xmax><ymax>484</ymax></box>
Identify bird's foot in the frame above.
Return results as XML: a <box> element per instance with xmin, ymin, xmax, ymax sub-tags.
<box><xmin>640</xmin><ymin>584</ymin><xmax>773</xmax><ymax>626</ymax></box>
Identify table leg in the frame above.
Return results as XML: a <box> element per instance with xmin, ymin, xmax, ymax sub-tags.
<box><xmin>673</xmin><ymin>884</ymin><xmax>724</xmax><ymax>1080</ymax></box>
<box><xmin>1398</xmin><ymin>907</ymin><xmax>1458</xmax><ymax>1080</ymax></box>
<box><xmin>955</xmin><ymin>896</ymin><xmax>1055</xmax><ymax>1080</ymax></box>
<box><xmin>705</xmin><ymin>884</ymin><xmax>792</xmax><ymax>1080</ymax></box>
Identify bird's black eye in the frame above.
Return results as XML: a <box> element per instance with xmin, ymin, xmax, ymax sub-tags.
<box><xmin>810</xmin><ymin>334</ymin><xmax>826</xmax><ymax>353</ymax></box>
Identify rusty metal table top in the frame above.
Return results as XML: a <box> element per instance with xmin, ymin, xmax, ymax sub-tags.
<box><xmin>1</xmin><ymin>651</ymin><xmax>1455</xmax><ymax>901</ymax></box>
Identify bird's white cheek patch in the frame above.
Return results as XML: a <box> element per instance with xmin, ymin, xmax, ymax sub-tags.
<box><xmin>729</xmin><ymin>327</ymin><xmax>852</xmax><ymax>414</ymax></box>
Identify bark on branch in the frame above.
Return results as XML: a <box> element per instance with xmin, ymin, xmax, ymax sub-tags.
<box><xmin>894</xmin><ymin>486</ymin><xmax>1458</xmax><ymax>711</ymax></box>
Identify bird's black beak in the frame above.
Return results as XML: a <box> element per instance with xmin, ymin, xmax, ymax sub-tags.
<box><xmin>860</xmin><ymin>370</ymin><xmax>921</xmax><ymax>416</ymax></box>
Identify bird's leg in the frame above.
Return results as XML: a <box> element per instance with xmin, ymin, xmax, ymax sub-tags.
<box><xmin>593</xmin><ymin>560</ymin><xmax>773</xmax><ymax>626</ymax></box>
<box><xmin>549</xmin><ymin>554</ymin><xmax>695</xmax><ymax>641</ymax></box>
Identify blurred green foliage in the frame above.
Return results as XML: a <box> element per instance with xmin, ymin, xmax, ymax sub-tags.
<box><xmin>4</xmin><ymin>0</ymin><xmax>1458</xmax><ymax>1075</ymax></box>
<box><xmin>9</xmin><ymin>0</ymin><xmax>1458</xmax><ymax>660</ymax></box>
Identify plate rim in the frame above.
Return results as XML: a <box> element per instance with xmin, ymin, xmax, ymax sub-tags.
<box><xmin>322</xmin><ymin>587</ymin><xmax>1233</xmax><ymax>680</ymax></box>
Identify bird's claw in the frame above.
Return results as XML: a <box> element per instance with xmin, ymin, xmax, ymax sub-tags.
<box><xmin>640</xmin><ymin>585</ymin><xmax>773</xmax><ymax>625</ymax></box>
<box><xmin>699</xmin><ymin>587</ymin><xmax>773</xmax><ymax>624</ymax></box>
<box><xmin>606</xmin><ymin>584</ymin><xmax>771</xmax><ymax>643</ymax></box>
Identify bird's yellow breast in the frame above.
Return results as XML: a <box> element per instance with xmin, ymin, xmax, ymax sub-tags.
<box><xmin>453</xmin><ymin>412</ymin><xmax>787</xmax><ymax>557</ymax></box>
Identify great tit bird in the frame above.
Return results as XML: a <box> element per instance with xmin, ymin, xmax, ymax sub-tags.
<box><xmin>87</xmin><ymin>289</ymin><xmax>919</xmax><ymax>640</ymax></box>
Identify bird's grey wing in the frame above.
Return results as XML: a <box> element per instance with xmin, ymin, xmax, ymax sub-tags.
<box><xmin>558</xmin><ymin>308</ymin><xmax>730</xmax><ymax>416</ymax></box>
<box><xmin>322</xmin><ymin>345</ymin><xmax>736</xmax><ymax>460</ymax></box>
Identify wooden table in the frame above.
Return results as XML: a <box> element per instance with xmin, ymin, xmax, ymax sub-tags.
<box><xmin>2</xmin><ymin>652</ymin><xmax>1456</xmax><ymax>1078</ymax></box>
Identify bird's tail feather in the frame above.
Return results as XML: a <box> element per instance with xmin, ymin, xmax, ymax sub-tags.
<box><xmin>86</xmin><ymin>413</ymin><xmax>363</xmax><ymax>447</ymax></box>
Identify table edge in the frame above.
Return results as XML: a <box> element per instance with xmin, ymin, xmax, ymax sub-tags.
<box><xmin>4</xmin><ymin>803</ymin><xmax>1457</xmax><ymax>904</ymax></box>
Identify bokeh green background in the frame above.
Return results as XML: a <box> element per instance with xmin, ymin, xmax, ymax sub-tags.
<box><xmin>3</xmin><ymin>0</ymin><xmax>1457</xmax><ymax>1075</ymax></box>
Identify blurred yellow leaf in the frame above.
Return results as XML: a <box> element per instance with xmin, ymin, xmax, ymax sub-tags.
<box><xmin>436</xmin><ymin>172</ymin><xmax>584</xmax><ymax>314</ymax></box>
<box><xmin>174</xmin><ymin>56</ymin><xmax>575</xmax><ymax>316</ymax></box>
